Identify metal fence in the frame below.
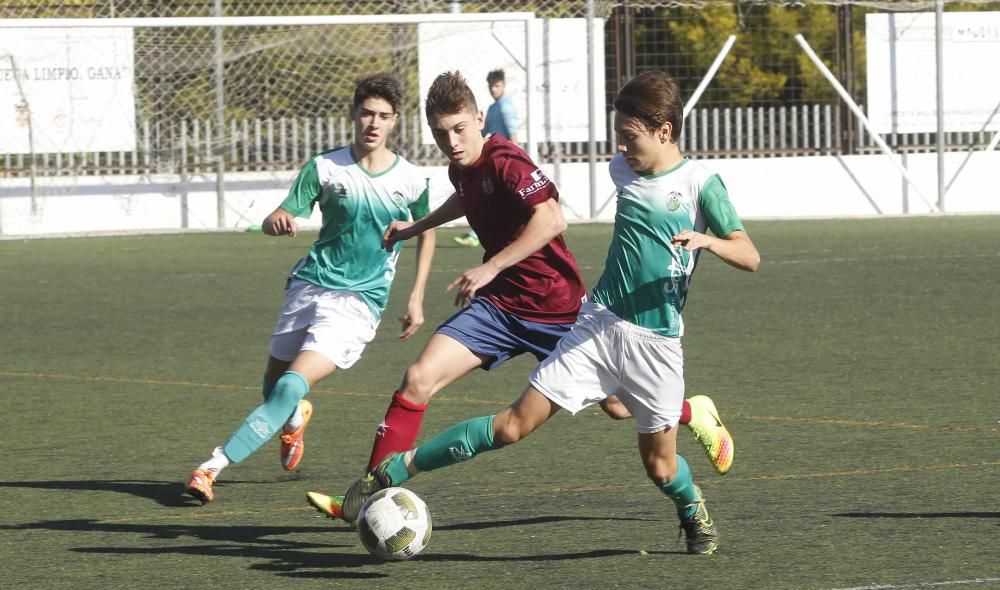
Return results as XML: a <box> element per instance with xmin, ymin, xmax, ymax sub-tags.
<box><xmin>2</xmin><ymin>0</ymin><xmax>999</xmax><ymax>180</ymax></box>
<box><xmin>5</xmin><ymin>103</ymin><xmax>996</xmax><ymax>179</ymax></box>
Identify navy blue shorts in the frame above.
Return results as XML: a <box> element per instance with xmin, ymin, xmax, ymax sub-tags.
<box><xmin>435</xmin><ymin>297</ymin><xmax>574</xmax><ymax>370</ymax></box>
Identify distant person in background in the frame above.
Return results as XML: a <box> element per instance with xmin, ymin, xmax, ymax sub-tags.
<box><xmin>454</xmin><ymin>68</ymin><xmax>520</xmax><ymax>248</ymax></box>
<box><xmin>483</xmin><ymin>68</ymin><xmax>519</xmax><ymax>144</ymax></box>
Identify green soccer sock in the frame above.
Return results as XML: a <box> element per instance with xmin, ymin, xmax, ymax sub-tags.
<box><xmin>222</xmin><ymin>371</ymin><xmax>309</xmax><ymax>463</ymax></box>
<box><xmin>385</xmin><ymin>415</ymin><xmax>497</xmax><ymax>486</ymax></box>
<box><xmin>262</xmin><ymin>375</ymin><xmax>274</xmax><ymax>402</ymax></box>
<box><xmin>659</xmin><ymin>454</ymin><xmax>701</xmax><ymax>519</ymax></box>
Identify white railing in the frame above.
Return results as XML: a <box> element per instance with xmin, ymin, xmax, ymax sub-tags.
<box><xmin>2</xmin><ymin>104</ymin><xmax>992</xmax><ymax>177</ymax></box>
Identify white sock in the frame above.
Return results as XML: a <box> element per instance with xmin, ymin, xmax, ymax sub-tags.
<box><xmin>403</xmin><ymin>449</ymin><xmax>421</xmax><ymax>477</ymax></box>
<box><xmin>197</xmin><ymin>446</ymin><xmax>231</xmax><ymax>475</ymax></box>
<box><xmin>283</xmin><ymin>402</ymin><xmax>304</xmax><ymax>433</ymax></box>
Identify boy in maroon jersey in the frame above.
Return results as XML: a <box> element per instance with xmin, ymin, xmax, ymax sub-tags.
<box><xmin>306</xmin><ymin>71</ymin><xmax>733</xmax><ymax>524</ymax></box>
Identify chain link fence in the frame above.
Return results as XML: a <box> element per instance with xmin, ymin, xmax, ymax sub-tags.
<box><xmin>2</xmin><ymin>0</ymin><xmax>999</xmax><ymax>180</ymax></box>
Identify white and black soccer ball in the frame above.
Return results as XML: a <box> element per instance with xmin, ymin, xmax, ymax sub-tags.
<box><xmin>357</xmin><ymin>487</ymin><xmax>432</xmax><ymax>561</ymax></box>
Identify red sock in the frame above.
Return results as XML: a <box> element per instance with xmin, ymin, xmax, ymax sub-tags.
<box><xmin>367</xmin><ymin>391</ymin><xmax>428</xmax><ymax>471</ymax></box>
<box><xmin>679</xmin><ymin>399</ymin><xmax>692</xmax><ymax>425</ymax></box>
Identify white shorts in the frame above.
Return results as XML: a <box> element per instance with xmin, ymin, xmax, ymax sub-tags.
<box><xmin>268</xmin><ymin>280</ymin><xmax>379</xmax><ymax>369</ymax></box>
<box><xmin>529</xmin><ymin>301</ymin><xmax>685</xmax><ymax>434</ymax></box>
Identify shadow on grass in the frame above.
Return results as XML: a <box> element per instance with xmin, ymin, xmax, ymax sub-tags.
<box><xmin>0</xmin><ymin>518</ymin><xmax>350</xmax><ymax>541</ymax></box>
<box><xmin>833</xmin><ymin>511</ymin><xmax>1000</xmax><ymax>519</ymax></box>
<box><xmin>274</xmin><ymin>548</ymin><xmax>681</xmax><ymax>579</ymax></box>
<box><xmin>0</xmin><ymin>478</ymin><xmax>284</xmax><ymax>507</ymax></box>
<box><xmin>0</xmin><ymin>518</ymin><xmax>385</xmax><ymax>579</ymax></box>
<box><xmin>0</xmin><ymin>515</ymin><xmax>674</xmax><ymax>578</ymax></box>
<box><xmin>72</xmin><ymin>543</ymin><xmax>390</xmax><ymax>579</ymax></box>
<box><xmin>435</xmin><ymin>514</ymin><xmax>655</xmax><ymax>531</ymax></box>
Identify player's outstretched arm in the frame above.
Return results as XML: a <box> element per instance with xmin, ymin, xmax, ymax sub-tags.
<box><xmin>383</xmin><ymin>192</ymin><xmax>464</xmax><ymax>251</ymax></box>
<box><xmin>672</xmin><ymin>229</ymin><xmax>760</xmax><ymax>272</ymax></box>
<box><xmin>483</xmin><ymin>198</ymin><xmax>567</xmax><ymax>273</ymax></box>
<box><xmin>446</xmin><ymin>198</ymin><xmax>567</xmax><ymax>304</ymax></box>
<box><xmin>398</xmin><ymin>227</ymin><xmax>436</xmax><ymax>340</ymax></box>
<box><xmin>262</xmin><ymin>207</ymin><xmax>298</xmax><ymax>237</ymax></box>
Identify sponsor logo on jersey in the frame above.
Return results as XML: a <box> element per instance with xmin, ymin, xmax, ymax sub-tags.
<box><xmin>482</xmin><ymin>176</ymin><xmax>494</xmax><ymax>195</ymax></box>
<box><xmin>516</xmin><ymin>169</ymin><xmax>551</xmax><ymax>198</ymax></box>
<box><xmin>666</xmin><ymin>191</ymin><xmax>683</xmax><ymax>211</ymax></box>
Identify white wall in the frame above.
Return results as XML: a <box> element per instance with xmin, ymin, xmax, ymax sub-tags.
<box><xmin>555</xmin><ymin>151</ymin><xmax>1000</xmax><ymax>220</ymax></box>
<box><xmin>2</xmin><ymin>151</ymin><xmax>997</xmax><ymax>237</ymax></box>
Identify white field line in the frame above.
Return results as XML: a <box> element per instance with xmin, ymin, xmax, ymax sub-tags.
<box><xmin>819</xmin><ymin>577</ymin><xmax>1000</xmax><ymax>590</ymax></box>
<box><xmin>766</xmin><ymin>252</ymin><xmax>1000</xmax><ymax>265</ymax></box>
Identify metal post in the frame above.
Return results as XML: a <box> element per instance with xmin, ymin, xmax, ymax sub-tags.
<box><xmin>6</xmin><ymin>55</ymin><xmax>39</xmax><ymax>215</ymax></box>
<box><xmin>586</xmin><ymin>0</ymin><xmax>597</xmax><ymax>219</ymax></box>
<box><xmin>795</xmin><ymin>33</ymin><xmax>938</xmax><ymax>213</ymax></box>
<box><xmin>525</xmin><ymin>16</ymin><xmax>535</xmax><ymax>162</ymax></box>
<box><xmin>623</xmin><ymin>2</ymin><xmax>634</xmax><ymax>84</ymax></box>
<box><xmin>683</xmin><ymin>35</ymin><xmax>735</xmax><ymax>119</ymax></box>
<box><xmin>214</xmin><ymin>0</ymin><xmax>226</xmax><ymax>228</ymax></box>
<box><xmin>836</xmin><ymin>4</ymin><xmax>857</xmax><ymax>155</ymax></box>
<box><xmin>935</xmin><ymin>0</ymin><xmax>946</xmax><ymax>212</ymax></box>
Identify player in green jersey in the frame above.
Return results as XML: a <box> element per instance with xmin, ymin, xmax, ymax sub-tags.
<box><xmin>184</xmin><ymin>73</ymin><xmax>436</xmax><ymax>505</ymax></box>
<box><xmin>335</xmin><ymin>71</ymin><xmax>759</xmax><ymax>554</ymax></box>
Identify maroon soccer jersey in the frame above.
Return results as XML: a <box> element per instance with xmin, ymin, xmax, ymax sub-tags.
<box><xmin>448</xmin><ymin>135</ymin><xmax>585</xmax><ymax>324</ymax></box>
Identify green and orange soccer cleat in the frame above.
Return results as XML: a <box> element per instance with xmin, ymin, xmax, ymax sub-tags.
<box><xmin>306</xmin><ymin>492</ymin><xmax>345</xmax><ymax>520</ymax></box>
<box><xmin>185</xmin><ymin>468</ymin><xmax>217</xmax><ymax>505</ymax></box>
<box><xmin>685</xmin><ymin>395</ymin><xmax>734</xmax><ymax>475</ymax></box>
<box><xmin>280</xmin><ymin>399</ymin><xmax>313</xmax><ymax>471</ymax></box>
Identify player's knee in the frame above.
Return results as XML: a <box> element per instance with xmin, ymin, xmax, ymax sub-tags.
<box><xmin>399</xmin><ymin>363</ymin><xmax>435</xmax><ymax>404</ymax></box>
<box><xmin>644</xmin><ymin>460</ymin><xmax>677</xmax><ymax>486</ymax></box>
<box><xmin>646</xmin><ymin>471</ymin><xmax>671</xmax><ymax>487</ymax></box>
<box><xmin>272</xmin><ymin>371</ymin><xmax>309</xmax><ymax>405</ymax></box>
<box><xmin>493</xmin><ymin>416</ymin><xmax>528</xmax><ymax>447</ymax></box>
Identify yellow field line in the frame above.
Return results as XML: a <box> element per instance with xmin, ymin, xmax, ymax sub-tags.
<box><xmin>2</xmin><ymin>370</ymin><xmax>996</xmax><ymax>431</ymax></box>
<box><xmin>730</xmin><ymin>412</ymin><xmax>999</xmax><ymax>433</ymax></box>
<box><xmin>95</xmin><ymin>460</ymin><xmax>999</xmax><ymax>524</ymax></box>
<box><xmin>0</xmin><ymin>369</ymin><xmax>498</xmax><ymax>404</ymax></box>
<box><xmin>0</xmin><ymin>370</ymin><xmax>262</xmax><ymax>392</ymax></box>
<box><xmin>721</xmin><ymin>461</ymin><xmax>1000</xmax><ymax>482</ymax></box>
<box><xmin>433</xmin><ymin>461</ymin><xmax>1000</xmax><ymax>500</ymax></box>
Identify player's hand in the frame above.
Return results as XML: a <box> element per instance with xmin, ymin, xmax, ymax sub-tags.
<box><xmin>446</xmin><ymin>263</ymin><xmax>499</xmax><ymax>307</ymax></box>
<box><xmin>671</xmin><ymin>230</ymin><xmax>712</xmax><ymax>252</ymax></box>
<box><xmin>269</xmin><ymin>216</ymin><xmax>298</xmax><ymax>237</ymax></box>
<box><xmin>397</xmin><ymin>302</ymin><xmax>425</xmax><ymax>340</ymax></box>
<box><xmin>383</xmin><ymin>220</ymin><xmax>416</xmax><ymax>252</ymax></box>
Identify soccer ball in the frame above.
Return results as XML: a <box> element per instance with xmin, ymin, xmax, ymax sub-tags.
<box><xmin>357</xmin><ymin>487</ymin><xmax>432</xmax><ymax>561</ymax></box>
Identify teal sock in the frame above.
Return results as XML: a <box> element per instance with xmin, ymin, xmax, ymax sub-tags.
<box><xmin>386</xmin><ymin>415</ymin><xmax>497</xmax><ymax>486</ymax></box>
<box><xmin>262</xmin><ymin>375</ymin><xmax>274</xmax><ymax>402</ymax></box>
<box><xmin>660</xmin><ymin>455</ymin><xmax>701</xmax><ymax>519</ymax></box>
<box><xmin>223</xmin><ymin>371</ymin><xmax>309</xmax><ymax>463</ymax></box>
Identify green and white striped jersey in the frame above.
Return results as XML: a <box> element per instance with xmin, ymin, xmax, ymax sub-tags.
<box><xmin>280</xmin><ymin>146</ymin><xmax>430</xmax><ymax>320</ymax></box>
<box><xmin>591</xmin><ymin>154</ymin><xmax>744</xmax><ymax>337</ymax></box>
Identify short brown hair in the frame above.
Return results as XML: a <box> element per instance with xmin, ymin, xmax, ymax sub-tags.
<box><xmin>613</xmin><ymin>71</ymin><xmax>683</xmax><ymax>142</ymax></box>
<box><xmin>486</xmin><ymin>69</ymin><xmax>505</xmax><ymax>84</ymax></box>
<box><xmin>425</xmin><ymin>71</ymin><xmax>478</xmax><ymax>122</ymax></box>
<box><xmin>353</xmin><ymin>73</ymin><xmax>403</xmax><ymax>114</ymax></box>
